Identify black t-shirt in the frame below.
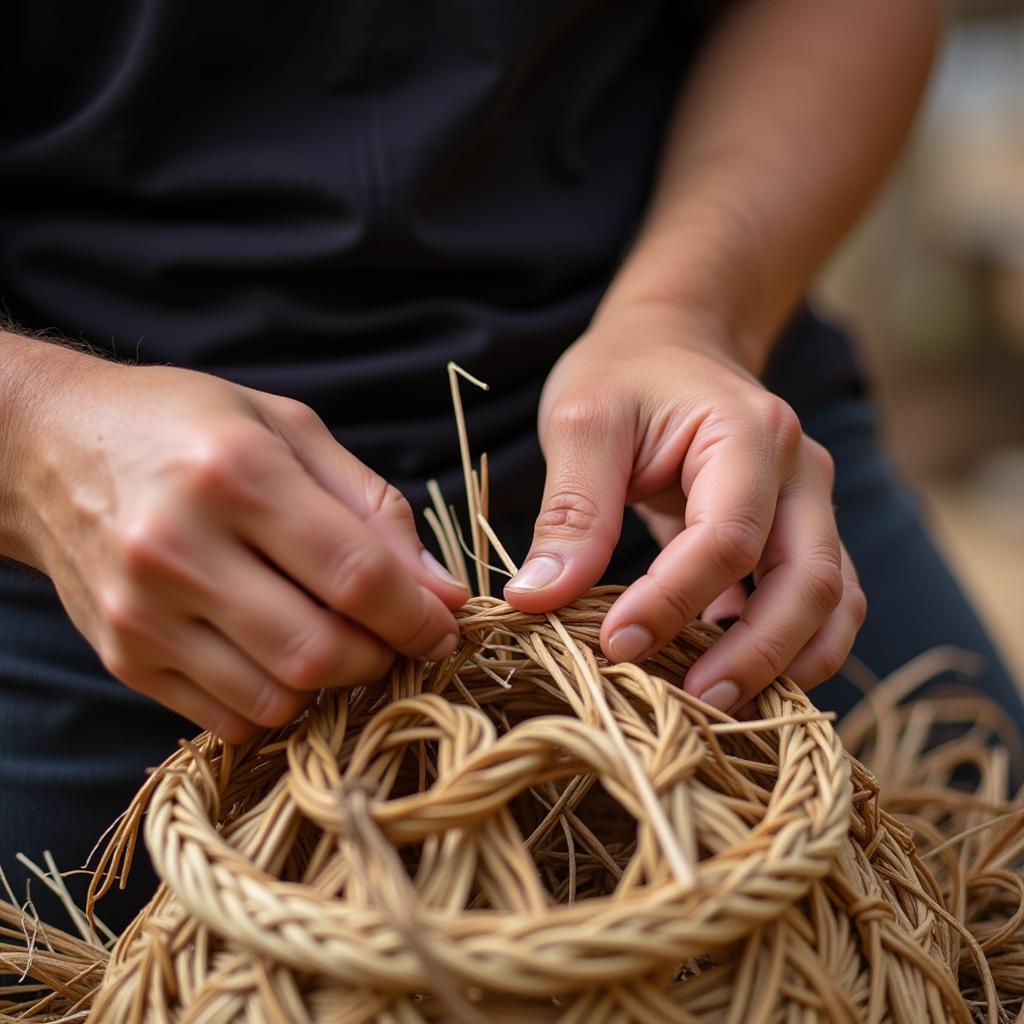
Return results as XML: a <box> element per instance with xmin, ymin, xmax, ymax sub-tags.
<box><xmin>0</xmin><ymin>1</ymin><xmax>858</xmax><ymax>538</ymax></box>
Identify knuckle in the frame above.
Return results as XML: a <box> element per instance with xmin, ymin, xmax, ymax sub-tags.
<box><xmin>535</xmin><ymin>490</ymin><xmax>603</xmax><ymax>542</ymax></box>
<box><xmin>546</xmin><ymin>398</ymin><xmax>608</xmax><ymax>441</ymax></box>
<box><xmin>278</xmin><ymin>625</ymin><xmax>341</xmax><ymax>691</ymax></box>
<box><xmin>814</xmin><ymin>644</ymin><xmax>849</xmax><ymax>681</ymax></box>
<box><xmin>706</xmin><ymin>515</ymin><xmax>763</xmax><ymax>578</ymax></box>
<box><xmin>339</xmin><ymin>643</ymin><xmax>397</xmax><ymax>688</ymax></box>
<box><xmin>803</xmin><ymin>558</ymin><xmax>844</xmax><ymax>614</ymax></box>
<box><xmin>846</xmin><ymin>582</ymin><xmax>869</xmax><ymax>628</ymax></box>
<box><xmin>118</xmin><ymin>515</ymin><xmax>179</xmax><ymax>578</ymax></box>
<box><xmin>326</xmin><ymin>543</ymin><xmax>394</xmax><ymax>608</ymax></box>
<box><xmin>276</xmin><ymin>397</ymin><xmax>323</xmax><ymax>433</ymax></box>
<box><xmin>207</xmin><ymin>714</ymin><xmax>254</xmax><ymax>745</ymax></box>
<box><xmin>181</xmin><ymin>428</ymin><xmax>262</xmax><ymax>499</ymax></box>
<box><xmin>645</xmin><ymin>571</ymin><xmax>696</xmax><ymax>628</ymax></box>
<box><xmin>803</xmin><ymin>438</ymin><xmax>836</xmax><ymax>488</ymax></box>
<box><xmin>756</xmin><ymin>396</ymin><xmax>802</xmax><ymax>454</ymax></box>
<box><xmin>97</xmin><ymin>634</ymin><xmax>140</xmax><ymax>685</ymax></box>
<box><xmin>388</xmin><ymin>598</ymin><xmax>436</xmax><ymax>655</ymax></box>
<box><xmin>367</xmin><ymin>478</ymin><xmax>415</xmax><ymax>524</ymax></box>
<box><xmin>97</xmin><ymin>584</ymin><xmax>149</xmax><ymax>639</ymax></box>
<box><xmin>367</xmin><ymin>646</ymin><xmax>398</xmax><ymax>685</ymax></box>
<box><xmin>247</xmin><ymin>683</ymin><xmax>302</xmax><ymax>728</ymax></box>
<box><xmin>745</xmin><ymin>626</ymin><xmax>790</xmax><ymax>679</ymax></box>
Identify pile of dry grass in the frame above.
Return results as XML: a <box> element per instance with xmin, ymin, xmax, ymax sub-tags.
<box><xmin>1</xmin><ymin>367</ymin><xmax>1022</xmax><ymax>1023</ymax></box>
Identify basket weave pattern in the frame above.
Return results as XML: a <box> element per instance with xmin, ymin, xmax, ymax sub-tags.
<box><xmin>70</xmin><ymin>589</ymin><xmax>976</xmax><ymax>1023</ymax></box>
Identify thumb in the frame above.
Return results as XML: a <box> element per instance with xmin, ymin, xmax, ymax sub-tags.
<box><xmin>266</xmin><ymin>396</ymin><xmax>469</xmax><ymax>610</ymax></box>
<box><xmin>505</xmin><ymin>403</ymin><xmax>630</xmax><ymax>612</ymax></box>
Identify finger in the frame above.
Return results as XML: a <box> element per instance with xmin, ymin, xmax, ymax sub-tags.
<box><xmin>504</xmin><ymin>400</ymin><xmax>632</xmax><ymax>612</ymax></box>
<box><xmin>104</xmin><ymin>506</ymin><xmax>400</xmax><ymax>690</ymax></box>
<box><xmin>681</xmin><ymin>460</ymin><xmax>843</xmax><ymax>713</ymax></box>
<box><xmin>369</xmin><ymin>496</ymin><xmax>471</xmax><ymax>612</ymax></box>
<box><xmin>733</xmin><ymin>700</ymin><xmax>759</xmax><ymax>722</ymax></box>
<box><xmin>90</xmin><ymin>583</ymin><xmax>306</xmax><ymax>739</ymax></box>
<box><xmin>600</xmin><ymin>417</ymin><xmax>791</xmax><ymax>665</ymax></box>
<box><xmin>700</xmin><ymin>583</ymin><xmax>747</xmax><ymax>629</ymax></box>
<box><xmin>148</xmin><ymin>618</ymin><xmax>312</xmax><ymax>729</ymax></box>
<box><xmin>129</xmin><ymin>668</ymin><xmax>259</xmax><ymax>745</ymax></box>
<box><xmin>783</xmin><ymin>543</ymin><xmax>867</xmax><ymax>690</ymax></box>
<box><xmin>196</xmin><ymin>546</ymin><xmax>396</xmax><ymax>692</ymax></box>
<box><xmin>236</xmin><ymin>445</ymin><xmax>460</xmax><ymax>663</ymax></box>
<box><xmin>632</xmin><ymin>488</ymin><xmax>687</xmax><ymax>548</ymax></box>
<box><xmin>266</xmin><ymin>399</ymin><xmax>469</xmax><ymax>610</ymax></box>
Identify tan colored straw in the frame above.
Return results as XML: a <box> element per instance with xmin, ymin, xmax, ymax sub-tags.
<box><xmin>0</xmin><ymin>367</ymin><xmax>1022</xmax><ymax>1023</ymax></box>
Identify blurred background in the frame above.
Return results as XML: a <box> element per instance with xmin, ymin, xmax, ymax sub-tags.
<box><xmin>816</xmin><ymin>0</ymin><xmax>1024</xmax><ymax>683</ymax></box>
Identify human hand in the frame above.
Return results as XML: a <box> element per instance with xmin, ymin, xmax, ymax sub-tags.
<box><xmin>504</xmin><ymin>304</ymin><xmax>866</xmax><ymax>714</ymax></box>
<box><xmin>13</xmin><ymin>356</ymin><xmax>467</xmax><ymax>741</ymax></box>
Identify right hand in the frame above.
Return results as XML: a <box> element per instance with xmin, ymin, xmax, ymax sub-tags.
<box><xmin>13</xmin><ymin>354</ymin><xmax>468</xmax><ymax>742</ymax></box>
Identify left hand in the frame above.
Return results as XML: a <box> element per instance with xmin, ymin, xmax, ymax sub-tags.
<box><xmin>503</xmin><ymin>303</ymin><xmax>866</xmax><ymax>714</ymax></box>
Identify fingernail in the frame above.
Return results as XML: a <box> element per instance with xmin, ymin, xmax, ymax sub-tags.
<box><xmin>506</xmin><ymin>555</ymin><xmax>562</xmax><ymax>593</ymax></box>
<box><xmin>607</xmin><ymin>624</ymin><xmax>655</xmax><ymax>664</ymax></box>
<box><xmin>421</xmin><ymin>549</ymin><xmax>463</xmax><ymax>588</ymax></box>
<box><xmin>424</xmin><ymin>631</ymin><xmax>459</xmax><ymax>663</ymax></box>
<box><xmin>698</xmin><ymin>680</ymin><xmax>742</xmax><ymax>714</ymax></box>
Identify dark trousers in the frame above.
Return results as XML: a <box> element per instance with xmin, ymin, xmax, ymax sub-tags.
<box><xmin>2</xmin><ymin>323</ymin><xmax>1021</xmax><ymax>933</ymax></box>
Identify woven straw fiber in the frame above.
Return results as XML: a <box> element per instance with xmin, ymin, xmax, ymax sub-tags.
<box><xmin>2</xmin><ymin>596</ymin><xmax>1022</xmax><ymax>1023</ymax></box>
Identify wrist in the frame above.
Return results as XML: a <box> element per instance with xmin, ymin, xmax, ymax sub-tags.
<box><xmin>587</xmin><ymin>287</ymin><xmax>765</xmax><ymax>379</ymax></box>
<box><xmin>595</xmin><ymin>266</ymin><xmax>774</xmax><ymax>380</ymax></box>
<box><xmin>0</xmin><ymin>332</ymin><xmax>105</xmax><ymax>566</ymax></box>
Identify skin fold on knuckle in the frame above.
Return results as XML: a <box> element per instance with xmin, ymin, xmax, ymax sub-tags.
<box><xmin>116</xmin><ymin>513</ymin><xmax>189</xmax><ymax>582</ymax></box>
<box><xmin>802</xmin><ymin>554</ymin><xmax>845</xmax><ymax>615</ymax></box>
<box><xmin>534</xmin><ymin>490</ymin><xmax>604</xmax><ymax>544</ymax></box>
<box><xmin>96</xmin><ymin>582</ymin><xmax>156</xmax><ymax>646</ymax></box>
<box><xmin>384</xmin><ymin>587</ymin><xmax>448</xmax><ymax>657</ymax></box>
<box><xmin>638</xmin><ymin>570</ymin><xmax>695</xmax><ymax>632</ymax></box>
<box><xmin>245</xmin><ymin>681</ymin><xmax>303</xmax><ymax>728</ymax></box>
<box><xmin>97</xmin><ymin>632</ymin><xmax>150</xmax><ymax>689</ymax></box>
<box><xmin>323</xmin><ymin>541</ymin><xmax>394</xmax><ymax>612</ymax></box>
<box><xmin>274</xmin><ymin>396</ymin><xmax>323</xmax><ymax>435</ymax></box>
<box><xmin>814</xmin><ymin>642</ymin><xmax>849</xmax><ymax>682</ymax></box>
<box><xmin>208</xmin><ymin>712</ymin><xmax>256</xmax><ymax>745</ymax></box>
<box><xmin>545</xmin><ymin>397</ymin><xmax>609</xmax><ymax>446</ymax></box>
<box><xmin>792</xmin><ymin>640</ymin><xmax>848</xmax><ymax>690</ymax></box>
<box><xmin>180</xmin><ymin>426</ymin><xmax>272</xmax><ymax>507</ymax></box>
<box><xmin>366</xmin><ymin>478</ymin><xmax>415</xmax><ymax>524</ymax></box>
<box><xmin>97</xmin><ymin>642</ymin><xmax>133</xmax><ymax>686</ymax></box>
<box><xmin>759</xmin><ymin>396</ymin><xmax>803</xmax><ymax>460</ymax></box>
<box><xmin>276</xmin><ymin>623</ymin><xmax>342</xmax><ymax>691</ymax></box>
<box><xmin>739</xmin><ymin>621</ymin><xmax>791</xmax><ymax>682</ymax></box>
<box><xmin>703</xmin><ymin>515</ymin><xmax>763</xmax><ymax>582</ymax></box>
<box><xmin>802</xmin><ymin>437</ymin><xmax>836</xmax><ymax>489</ymax></box>
<box><xmin>847</xmin><ymin>583</ymin><xmax>869</xmax><ymax>629</ymax></box>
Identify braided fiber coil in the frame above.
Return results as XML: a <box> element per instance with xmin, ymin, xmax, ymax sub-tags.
<box><xmin>7</xmin><ymin>589</ymin><xmax>992</xmax><ymax>1023</ymax></box>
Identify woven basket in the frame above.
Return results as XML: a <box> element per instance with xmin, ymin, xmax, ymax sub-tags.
<box><xmin>14</xmin><ymin>591</ymin><xmax>992</xmax><ymax>1024</ymax></box>
<box><xmin>1</xmin><ymin>597</ymin><xmax>1022</xmax><ymax>1021</ymax></box>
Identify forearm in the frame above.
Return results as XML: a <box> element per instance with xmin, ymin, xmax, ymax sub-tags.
<box><xmin>596</xmin><ymin>0</ymin><xmax>941</xmax><ymax>373</ymax></box>
<box><xmin>0</xmin><ymin>330</ymin><xmax>93</xmax><ymax>565</ymax></box>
